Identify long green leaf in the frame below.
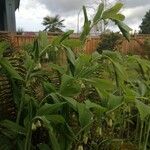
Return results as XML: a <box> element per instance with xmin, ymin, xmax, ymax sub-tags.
<box><xmin>37</xmin><ymin>103</ymin><xmax>66</xmax><ymax>115</ymax></box>
<box><xmin>58</xmin><ymin>94</ymin><xmax>77</xmax><ymax>111</ymax></box>
<box><xmin>93</xmin><ymin>3</ymin><xmax>104</xmax><ymax>24</ymax></box>
<box><xmin>0</xmin><ymin>120</ymin><xmax>25</xmax><ymax>136</ymax></box>
<box><xmin>45</xmin><ymin>115</ymin><xmax>65</xmax><ymax>124</ymax></box>
<box><xmin>114</xmin><ymin>20</ymin><xmax>132</xmax><ymax>41</ymax></box>
<box><xmin>0</xmin><ymin>58</ymin><xmax>22</xmax><ymax>80</ymax></box>
<box><xmin>60</xmin><ymin>30</ymin><xmax>74</xmax><ymax>43</ymax></box>
<box><xmin>102</xmin><ymin>2</ymin><xmax>123</xmax><ymax>19</ymax></box>
<box><xmin>80</xmin><ymin>6</ymin><xmax>91</xmax><ymax>42</ymax></box>
<box><xmin>110</xmin><ymin>13</ymin><xmax>125</xmax><ymax>21</ymax></box>
<box><xmin>85</xmin><ymin>100</ymin><xmax>106</xmax><ymax>112</ymax></box>
<box><xmin>38</xmin><ymin>116</ymin><xmax>61</xmax><ymax>150</ymax></box>
<box><xmin>63</xmin><ymin>45</ymin><xmax>76</xmax><ymax>67</ymax></box>
<box><xmin>136</xmin><ymin>100</ymin><xmax>150</xmax><ymax>121</ymax></box>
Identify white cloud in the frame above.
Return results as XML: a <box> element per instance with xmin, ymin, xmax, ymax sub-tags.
<box><xmin>16</xmin><ymin>0</ymin><xmax>150</xmax><ymax>32</ymax></box>
<box><xmin>122</xmin><ymin>4</ymin><xmax>150</xmax><ymax>31</ymax></box>
<box><xmin>16</xmin><ymin>0</ymin><xmax>51</xmax><ymax>31</ymax></box>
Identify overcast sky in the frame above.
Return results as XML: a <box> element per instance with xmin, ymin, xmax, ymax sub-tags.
<box><xmin>15</xmin><ymin>0</ymin><xmax>150</xmax><ymax>33</ymax></box>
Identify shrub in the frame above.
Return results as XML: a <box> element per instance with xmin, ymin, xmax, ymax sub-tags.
<box><xmin>96</xmin><ymin>32</ymin><xmax>122</xmax><ymax>53</ymax></box>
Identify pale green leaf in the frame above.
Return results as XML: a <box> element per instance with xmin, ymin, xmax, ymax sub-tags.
<box><xmin>60</xmin><ymin>74</ymin><xmax>81</xmax><ymax>97</ymax></box>
<box><xmin>136</xmin><ymin>100</ymin><xmax>150</xmax><ymax>121</ymax></box>
<box><xmin>108</xmin><ymin>94</ymin><xmax>123</xmax><ymax>110</ymax></box>
<box><xmin>102</xmin><ymin>3</ymin><xmax>123</xmax><ymax>19</ymax></box>
<box><xmin>77</xmin><ymin>103</ymin><xmax>93</xmax><ymax>128</ymax></box>
<box><xmin>93</xmin><ymin>3</ymin><xmax>104</xmax><ymax>24</ymax></box>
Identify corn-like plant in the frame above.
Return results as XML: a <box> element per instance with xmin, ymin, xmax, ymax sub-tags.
<box><xmin>2</xmin><ymin>2</ymin><xmax>150</xmax><ymax>150</ymax></box>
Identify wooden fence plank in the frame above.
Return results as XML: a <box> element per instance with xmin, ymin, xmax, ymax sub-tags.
<box><xmin>1</xmin><ymin>32</ymin><xmax>150</xmax><ymax>56</ymax></box>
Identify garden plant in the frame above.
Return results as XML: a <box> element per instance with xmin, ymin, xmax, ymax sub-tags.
<box><xmin>0</xmin><ymin>2</ymin><xmax>150</xmax><ymax>150</ymax></box>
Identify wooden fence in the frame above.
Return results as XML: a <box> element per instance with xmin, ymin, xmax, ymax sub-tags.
<box><xmin>3</xmin><ymin>32</ymin><xmax>150</xmax><ymax>55</ymax></box>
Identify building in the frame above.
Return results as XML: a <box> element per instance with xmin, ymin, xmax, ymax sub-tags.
<box><xmin>0</xmin><ymin>0</ymin><xmax>20</xmax><ymax>32</ymax></box>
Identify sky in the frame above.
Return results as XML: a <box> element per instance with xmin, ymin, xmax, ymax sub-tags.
<box><xmin>15</xmin><ymin>0</ymin><xmax>150</xmax><ymax>33</ymax></box>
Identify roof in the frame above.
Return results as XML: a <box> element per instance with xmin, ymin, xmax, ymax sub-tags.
<box><xmin>15</xmin><ymin>0</ymin><xmax>20</xmax><ymax>9</ymax></box>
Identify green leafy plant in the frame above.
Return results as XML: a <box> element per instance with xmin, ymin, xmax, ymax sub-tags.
<box><xmin>2</xmin><ymin>2</ymin><xmax>150</xmax><ymax>150</ymax></box>
<box><xmin>80</xmin><ymin>2</ymin><xmax>132</xmax><ymax>43</ymax></box>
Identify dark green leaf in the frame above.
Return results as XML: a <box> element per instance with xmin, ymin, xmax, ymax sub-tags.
<box><xmin>45</xmin><ymin>115</ymin><xmax>65</xmax><ymax>124</ymax></box>
<box><xmin>114</xmin><ymin>20</ymin><xmax>132</xmax><ymax>41</ymax></box>
<box><xmin>38</xmin><ymin>116</ymin><xmax>61</xmax><ymax>150</ymax></box>
<box><xmin>0</xmin><ymin>120</ymin><xmax>25</xmax><ymax>136</ymax></box>
<box><xmin>33</xmin><ymin>39</ymin><xmax>39</xmax><ymax>62</ymax></box>
<box><xmin>38</xmin><ymin>144</ymin><xmax>51</xmax><ymax>150</ymax></box>
<box><xmin>58</xmin><ymin>94</ymin><xmax>77</xmax><ymax>111</ymax></box>
<box><xmin>37</xmin><ymin>102</ymin><xmax>66</xmax><ymax>115</ymax></box>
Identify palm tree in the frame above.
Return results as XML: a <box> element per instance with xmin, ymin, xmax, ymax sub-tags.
<box><xmin>42</xmin><ymin>15</ymin><xmax>65</xmax><ymax>32</ymax></box>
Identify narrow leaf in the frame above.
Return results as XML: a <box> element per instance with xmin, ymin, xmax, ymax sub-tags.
<box><xmin>93</xmin><ymin>3</ymin><xmax>104</xmax><ymax>24</ymax></box>
<box><xmin>0</xmin><ymin>58</ymin><xmax>22</xmax><ymax>80</ymax></box>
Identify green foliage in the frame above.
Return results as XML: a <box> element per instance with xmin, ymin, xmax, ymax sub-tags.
<box><xmin>140</xmin><ymin>10</ymin><xmax>150</xmax><ymax>34</ymax></box>
<box><xmin>2</xmin><ymin>2</ymin><xmax>150</xmax><ymax>150</ymax></box>
<box><xmin>96</xmin><ymin>32</ymin><xmax>122</xmax><ymax>53</ymax></box>
<box><xmin>60</xmin><ymin>75</ymin><xmax>81</xmax><ymax>97</ymax></box>
<box><xmin>42</xmin><ymin>15</ymin><xmax>65</xmax><ymax>32</ymax></box>
<box><xmin>80</xmin><ymin>2</ymin><xmax>132</xmax><ymax>43</ymax></box>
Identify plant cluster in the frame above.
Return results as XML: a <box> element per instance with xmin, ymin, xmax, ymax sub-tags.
<box><xmin>2</xmin><ymin>2</ymin><xmax>150</xmax><ymax>150</ymax></box>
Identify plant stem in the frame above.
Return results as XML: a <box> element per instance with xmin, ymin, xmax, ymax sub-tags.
<box><xmin>139</xmin><ymin>120</ymin><xmax>144</xmax><ymax>149</ymax></box>
<box><xmin>24</xmin><ymin>100</ymin><xmax>32</xmax><ymax>150</ymax></box>
<box><xmin>144</xmin><ymin>119</ymin><xmax>150</xmax><ymax>150</ymax></box>
<box><xmin>135</xmin><ymin>115</ymin><xmax>140</xmax><ymax>142</ymax></box>
<box><xmin>16</xmin><ymin>87</ymin><xmax>25</xmax><ymax>124</ymax></box>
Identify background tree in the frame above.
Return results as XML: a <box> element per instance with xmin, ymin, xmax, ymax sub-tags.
<box><xmin>42</xmin><ymin>15</ymin><xmax>65</xmax><ymax>32</ymax></box>
<box><xmin>140</xmin><ymin>10</ymin><xmax>150</xmax><ymax>34</ymax></box>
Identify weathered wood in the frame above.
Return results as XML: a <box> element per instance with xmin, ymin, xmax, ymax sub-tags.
<box><xmin>8</xmin><ymin>34</ymin><xmax>150</xmax><ymax>56</ymax></box>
